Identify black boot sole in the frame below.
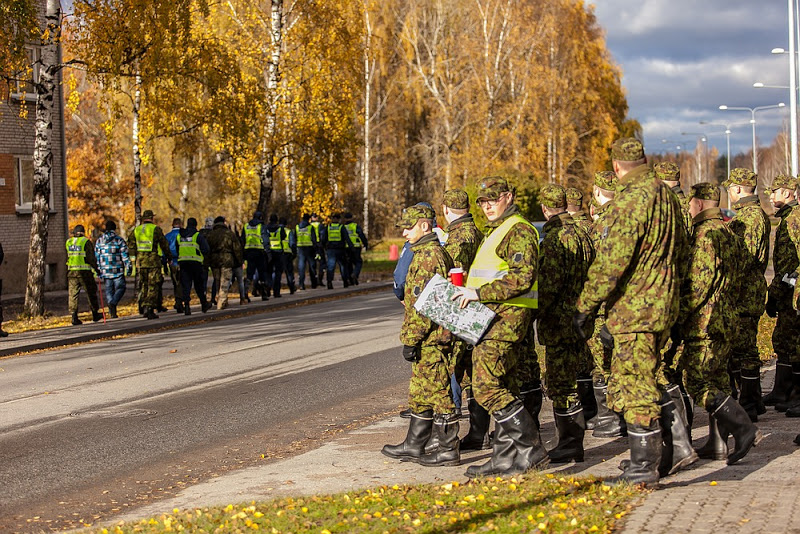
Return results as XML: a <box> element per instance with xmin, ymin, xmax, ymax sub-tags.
<box><xmin>727</xmin><ymin>430</ymin><xmax>763</xmax><ymax>465</ymax></box>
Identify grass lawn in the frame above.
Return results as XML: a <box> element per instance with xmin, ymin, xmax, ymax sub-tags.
<box><xmin>92</xmin><ymin>473</ymin><xmax>644</xmax><ymax>533</ymax></box>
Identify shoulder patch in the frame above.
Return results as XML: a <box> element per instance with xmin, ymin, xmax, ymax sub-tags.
<box><xmin>512</xmin><ymin>252</ymin><xmax>524</xmax><ymax>263</ymax></box>
<box><xmin>413</xmin><ymin>285</ymin><xmax>422</xmax><ymax>297</ymax></box>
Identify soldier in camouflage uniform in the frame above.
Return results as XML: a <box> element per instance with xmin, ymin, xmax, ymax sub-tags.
<box><xmin>586</xmin><ymin>170</ymin><xmax>627</xmax><ymax>438</ymax></box>
<box><xmin>128</xmin><ymin>210</ymin><xmax>171</xmax><ymax>320</ymax></box>
<box><xmin>655</xmin><ymin>162</ymin><xmax>692</xmax><ymax>234</ymax></box>
<box><xmin>439</xmin><ymin>189</ymin><xmax>490</xmax><ymax>451</ymax></box>
<box><xmin>764</xmin><ymin>174</ymin><xmax>800</xmax><ymax>415</ymax></box>
<box><xmin>536</xmin><ymin>184</ymin><xmax>595</xmax><ymax>463</ymax></box>
<box><xmin>566</xmin><ymin>187</ymin><xmax>592</xmax><ymax>233</ymax></box>
<box><xmin>574</xmin><ymin>138</ymin><xmax>688</xmax><ymax>486</ymax></box>
<box><xmin>453</xmin><ymin>176</ymin><xmax>548</xmax><ymax>478</ymax></box>
<box><xmin>382</xmin><ymin>205</ymin><xmax>460</xmax><ymax>467</ymax></box>
<box><xmin>723</xmin><ymin>169</ymin><xmax>770</xmax><ymax>418</ymax></box>
<box><xmin>678</xmin><ymin>183</ymin><xmax>761</xmax><ymax>465</ymax></box>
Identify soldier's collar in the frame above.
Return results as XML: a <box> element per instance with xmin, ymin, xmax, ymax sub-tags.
<box><xmin>410</xmin><ymin>232</ymin><xmax>439</xmax><ymax>249</ymax></box>
<box><xmin>617</xmin><ymin>163</ymin><xmax>651</xmax><ymax>189</ymax></box>
<box><xmin>692</xmin><ymin>207</ymin><xmax>722</xmax><ymax>226</ymax></box>
<box><xmin>734</xmin><ymin>195</ymin><xmax>760</xmax><ymax>208</ymax></box>
<box><xmin>670</xmin><ymin>184</ymin><xmax>685</xmax><ymax>197</ymax></box>
<box><xmin>543</xmin><ymin>212</ymin><xmax>571</xmax><ymax>232</ymax></box>
<box><xmin>446</xmin><ymin>213</ymin><xmax>473</xmax><ymax>231</ymax></box>
<box><xmin>570</xmin><ymin>209</ymin><xmax>587</xmax><ymax>220</ymax></box>
<box><xmin>776</xmin><ymin>201</ymin><xmax>798</xmax><ymax>218</ymax></box>
<box><xmin>485</xmin><ymin>204</ymin><xmax>520</xmax><ymax>229</ymax></box>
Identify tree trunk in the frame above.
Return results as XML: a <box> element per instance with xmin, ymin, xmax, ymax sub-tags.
<box><xmin>258</xmin><ymin>0</ymin><xmax>283</xmax><ymax>215</ymax></box>
<box><xmin>132</xmin><ymin>69</ymin><xmax>142</xmax><ymax>225</ymax></box>
<box><xmin>23</xmin><ymin>0</ymin><xmax>61</xmax><ymax>318</ymax></box>
<box><xmin>362</xmin><ymin>1</ymin><xmax>373</xmax><ymax>237</ymax></box>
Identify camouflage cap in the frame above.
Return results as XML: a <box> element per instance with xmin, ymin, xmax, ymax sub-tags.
<box><xmin>540</xmin><ymin>184</ymin><xmax>567</xmax><ymax>209</ymax></box>
<box><xmin>443</xmin><ymin>189</ymin><xmax>470</xmax><ymax>209</ymax></box>
<box><xmin>396</xmin><ymin>204</ymin><xmax>435</xmax><ymax>229</ymax></box>
<box><xmin>565</xmin><ymin>187</ymin><xmax>583</xmax><ymax>206</ymax></box>
<box><xmin>476</xmin><ymin>176</ymin><xmax>514</xmax><ymax>200</ymax></box>
<box><xmin>611</xmin><ymin>137</ymin><xmax>645</xmax><ymax>161</ymax></box>
<box><xmin>723</xmin><ymin>168</ymin><xmax>757</xmax><ymax>188</ymax></box>
<box><xmin>690</xmin><ymin>182</ymin><xmax>720</xmax><ymax>202</ymax></box>
<box><xmin>767</xmin><ymin>173</ymin><xmax>798</xmax><ymax>193</ymax></box>
<box><xmin>654</xmin><ymin>161</ymin><xmax>681</xmax><ymax>182</ymax></box>
<box><xmin>594</xmin><ymin>170</ymin><xmax>618</xmax><ymax>191</ymax></box>
<box><xmin>142</xmin><ymin>209</ymin><xmax>155</xmax><ymax>220</ymax></box>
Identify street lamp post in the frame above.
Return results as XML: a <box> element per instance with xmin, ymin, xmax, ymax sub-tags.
<box><xmin>718</xmin><ymin>103</ymin><xmax>786</xmax><ymax>174</ymax></box>
<box><xmin>699</xmin><ymin>120</ymin><xmax>746</xmax><ymax>180</ymax></box>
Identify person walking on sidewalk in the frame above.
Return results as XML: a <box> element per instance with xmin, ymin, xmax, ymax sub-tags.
<box><xmin>178</xmin><ymin>218</ymin><xmax>212</xmax><ymax>315</ymax></box>
<box><xmin>207</xmin><ymin>216</ymin><xmax>242</xmax><ymax>310</ymax></box>
<box><xmin>95</xmin><ymin>220</ymin><xmax>132</xmax><ymax>318</ymax></box>
<box><xmin>243</xmin><ymin>211</ymin><xmax>270</xmax><ymax>301</ymax></box>
<box><xmin>310</xmin><ymin>213</ymin><xmax>326</xmax><ymax>286</ymax></box>
<box><xmin>382</xmin><ymin>204</ymin><xmax>459</xmax><ymax>467</ymax></box>
<box><xmin>452</xmin><ymin>176</ymin><xmax>548</xmax><ymax>479</ymax></box>
<box><xmin>66</xmin><ymin>224</ymin><xmax>102</xmax><ymax>325</ymax></box>
<box><xmin>322</xmin><ymin>213</ymin><xmax>353</xmax><ymax>289</ymax></box>
<box><xmin>128</xmin><ymin>210</ymin><xmax>171</xmax><ymax>320</ymax></box>
<box><xmin>266</xmin><ymin>215</ymin><xmax>290</xmax><ymax>297</ymax></box>
<box><xmin>344</xmin><ymin>212</ymin><xmax>368</xmax><ymax>286</ymax></box>
<box><xmin>279</xmin><ymin>217</ymin><xmax>297</xmax><ymax>295</ymax></box>
<box><xmin>164</xmin><ymin>218</ymin><xmax>184</xmax><ymax>313</ymax></box>
<box><xmin>295</xmin><ymin>214</ymin><xmax>319</xmax><ymax>290</ymax></box>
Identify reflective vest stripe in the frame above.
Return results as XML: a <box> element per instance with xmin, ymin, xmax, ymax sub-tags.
<box><xmin>466</xmin><ymin>214</ymin><xmax>539</xmax><ymax>309</ymax></box>
<box><xmin>296</xmin><ymin>225</ymin><xmax>313</xmax><ymax>247</ymax></box>
<box><xmin>281</xmin><ymin>229</ymin><xmax>291</xmax><ymax>253</ymax></box>
<box><xmin>328</xmin><ymin>224</ymin><xmax>342</xmax><ymax>242</ymax></box>
<box><xmin>134</xmin><ymin>223</ymin><xmax>156</xmax><ymax>253</ymax></box>
<box><xmin>310</xmin><ymin>221</ymin><xmax>321</xmax><ymax>240</ymax></box>
<box><xmin>244</xmin><ymin>224</ymin><xmax>264</xmax><ymax>250</ymax></box>
<box><xmin>178</xmin><ymin>233</ymin><xmax>203</xmax><ymax>262</ymax></box>
<box><xmin>66</xmin><ymin>237</ymin><xmax>92</xmax><ymax>271</ymax></box>
<box><xmin>269</xmin><ymin>229</ymin><xmax>283</xmax><ymax>251</ymax></box>
<box><xmin>345</xmin><ymin>222</ymin><xmax>361</xmax><ymax>247</ymax></box>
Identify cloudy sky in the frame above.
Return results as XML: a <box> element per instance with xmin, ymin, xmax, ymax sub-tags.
<box><xmin>593</xmin><ymin>0</ymin><xmax>793</xmax><ymax>160</ymax></box>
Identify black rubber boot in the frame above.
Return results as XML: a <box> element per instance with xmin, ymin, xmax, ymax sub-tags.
<box><xmin>739</xmin><ymin>369</ymin><xmax>762</xmax><ymax>422</ymax></box>
<box><xmin>658</xmin><ymin>390</ymin><xmax>698</xmax><ymax>476</ymax></box>
<box><xmin>399</xmin><ymin>408</ymin><xmax>411</xmax><ymax>419</ymax></box>
<box><xmin>460</xmin><ymin>396</ymin><xmax>491</xmax><ymax>451</ymax></box>
<box><xmin>418</xmin><ymin>413</ymin><xmax>460</xmax><ymax>466</ymax></box>
<box><xmin>175</xmin><ymin>301</ymin><xmax>184</xmax><ymax>313</ymax></box>
<box><xmin>795</xmin><ymin>433</ymin><xmax>800</xmax><ymax>446</ymax></box>
<box><xmin>776</xmin><ymin>363</ymin><xmax>800</xmax><ymax>412</ymax></box>
<box><xmin>521</xmin><ymin>382</ymin><xmax>543</xmax><ymax>430</ymax></box>
<box><xmin>666</xmin><ymin>384</ymin><xmax>690</xmax><ymax>436</ymax></box>
<box><xmin>591</xmin><ymin>378</ymin><xmax>625</xmax><ymax>438</ymax></box>
<box><xmin>548</xmin><ymin>403</ymin><xmax>585</xmax><ymax>464</ymax></box>
<box><xmin>144</xmin><ymin>307</ymin><xmax>159</xmax><ymax>320</ymax></box>
<box><xmin>763</xmin><ymin>361</ymin><xmax>793</xmax><ymax>406</ymax></box>
<box><xmin>465</xmin><ymin>401</ymin><xmax>548</xmax><ymax>478</ymax></box>
<box><xmin>607</xmin><ymin>421</ymin><xmax>662</xmax><ymax>487</ymax></box>
<box><xmin>711</xmin><ymin>394</ymin><xmax>763</xmax><ymax>465</ymax></box>
<box><xmin>577</xmin><ymin>376</ymin><xmax>597</xmax><ymax>429</ymax></box>
<box><xmin>694</xmin><ymin>415</ymin><xmax>728</xmax><ymax>461</ymax></box>
<box><xmin>682</xmin><ymin>388</ymin><xmax>695</xmax><ymax>431</ymax></box>
<box><xmin>382</xmin><ymin>410</ymin><xmax>433</xmax><ymax>461</ymax></box>
<box><xmin>327</xmin><ymin>281</ymin><xmax>334</xmax><ymax>290</ymax></box>
<box><xmin>71</xmin><ymin>312</ymin><xmax>82</xmax><ymax>326</ymax></box>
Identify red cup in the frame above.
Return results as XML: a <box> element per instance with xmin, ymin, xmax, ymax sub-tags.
<box><xmin>449</xmin><ymin>268</ymin><xmax>464</xmax><ymax>287</ymax></box>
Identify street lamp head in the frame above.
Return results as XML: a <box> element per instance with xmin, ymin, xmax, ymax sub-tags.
<box><xmin>779</xmin><ymin>102</ymin><xmax>786</xmax><ymax>107</ymax></box>
<box><xmin>725</xmin><ymin>129</ymin><xmax>731</xmax><ymax>134</ymax></box>
<box><xmin>719</xmin><ymin>105</ymin><xmax>728</xmax><ymax>110</ymax></box>
<box><xmin>753</xmin><ymin>82</ymin><xmax>765</xmax><ymax>88</ymax></box>
<box><xmin>772</xmin><ymin>47</ymin><xmax>787</xmax><ymax>54</ymax></box>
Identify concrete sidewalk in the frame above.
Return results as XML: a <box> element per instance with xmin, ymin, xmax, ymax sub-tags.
<box><xmin>114</xmin><ymin>362</ymin><xmax>800</xmax><ymax>533</ymax></box>
<box><xmin>0</xmin><ymin>280</ymin><xmax>392</xmax><ymax>358</ymax></box>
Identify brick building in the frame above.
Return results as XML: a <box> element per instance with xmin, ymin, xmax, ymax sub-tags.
<box><xmin>0</xmin><ymin>22</ymin><xmax>69</xmax><ymax>295</ymax></box>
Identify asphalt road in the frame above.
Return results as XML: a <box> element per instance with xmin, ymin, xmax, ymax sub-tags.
<box><xmin>0</xmin><ymin>291</ymin><xmax>408</xmax><ymax>532</ymax></box>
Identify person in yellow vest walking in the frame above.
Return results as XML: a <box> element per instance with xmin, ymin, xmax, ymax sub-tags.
<box><xmin>344</xmin><ymin>212</ymin><xmax>369</xmax><ymax>286</ymax></box>
<box><xmin>322</xmin><ymin>213</ymin><xmax>353</xmax><ymax>289</ymax></box>
<box><xmin>66</xmin><ymin>224</ymin><xmax>102</xmax><ymax>325</ymax></box>
<box><xmin>452</xmin><ymin>176</ymin><xmax>548</xmax><ymax>478</ymax></box>
<box><xmin>178</xmin><ymin>217</ymin><xmax>212</xmax><ymax>314</ymax></box>
<box><xmin>295</xmin><ymin>213</ymin><xmax>319</xmax><ymax>289</ymax></box>
<box><xmin>127</xmin><ymin>209</ymin><xmax>172</xmax><ymax>320</ymax></box>
<box><xmin>310</xmin><ymin>213</ymin><xmax>326</xmax><ymax>285</ymax></box>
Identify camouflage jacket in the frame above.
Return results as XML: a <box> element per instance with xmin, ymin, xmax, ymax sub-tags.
<box><xmin>727</xmin><ymin>196</ymin><xmax>770</xmax><ymax>317</ymax></box>
<box><xmin>443</xmin><ymin>214</ymin><xmax>483</xmax><ymax>278</ymax></box>
<box><xmin>588</xmin><ymin>200</ymin><xmax>613</xmax><ymax>318</ymax></box>
<box><xmin>536</xmin><ymin>213</ymin><xmax>595</xmax><ymax>345</ymax></box>
<box><xmin>400</xmin><ymin>232</ymin><xmax>454</xmax><ymax>347</ymax></box>
<box><xmin>769</xmin><ymin>200</ymin><xmax>800</xmax><ymax>309</ymax></box>
<box><xmin>670</xmin><ymin>185</ymin><xmax>693</xmax><ymax>235</ymax></box>
<box><xmin>127</xmin><ymin>224</ymin><xmax>171</xmax><ymax>269</ymax></box>
<box><xmin>570</xmin><ymin>210</ymin><xmax>592</xmax><ymax>233</ymax></box>
<box><xmin>577</xmin><ymin>164</ymin><xmax>688</xmax><ymax>334</ymax></box>
<box><xmin>678</xmin><ymin>208</ymin><xmax>740</xmax><ymax>341</ymax></box>
<box><xmin>476</xmin><ymin>204</ymin><xmax>539</xmax><ymax>342</ymax></box>
<box><xmin>207</xmin><ymin>222</ymin><xmax>244</xmax><ymax>269</ymax></box>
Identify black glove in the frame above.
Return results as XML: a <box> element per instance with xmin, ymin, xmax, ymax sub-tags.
<box><xmin>402</xmin><ymin>345</ymin><xmax>421</xmax><ymax>362</ymax></box>
<box><xmin>766</xmin><ymin>296</ymin><xmax>777</xmax><ymax>318</ymax></box>
<box><xmin>572</xmin><ymin>312</ymin><xmax>591</xmax><ymax>340</ymax></box>
<box><xmin>599</xmin><ymin>324</ymin><xmax>614</xmax><ymax>351</ymax></box>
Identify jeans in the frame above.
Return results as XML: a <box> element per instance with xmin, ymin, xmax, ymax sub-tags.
<box><xmin>326</xmin><ymin>248</ymin><xmax>351</xmax><ymax>285</ymax></box>
<box><xmin>103</xmin><ymin>276</ymin><xmax>127</xmax><ymax>306</ymax></box>
<box><xmin>230</xmin><ymin>266</ymin><xmax>246</xmax><ymax>299</ymax></box>
<box><xmin>297</xmin><ymin>247</ymin><xmax>318</xmax><ymax>288</ymax></box>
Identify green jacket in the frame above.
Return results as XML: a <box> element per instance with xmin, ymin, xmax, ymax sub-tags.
<box><xmin>207</xmin><ymin>222</ymin><xmax>244</xmax><ymax>269</ymax></box>
<box><xmin>400</xmin><ymin>232</ymin><xmax>454</xmax><ymax>347</ymax></box>
<box><xmin>536</xmin><ymin>213</ymin><xmax>595</xmax><ymax>345</ymax></box>
<box><xmin>769</xmin><ymin>200</ymin><xmax>800</xmax><ymax>310</ymax></box>
<box><xmin>577</xmin><ymin>164</ymin><xmax>689</xmax><ymax>334</ymax></box>
<box><xmin>669</xmin><ymin>185</ymin><xmax>693</xmax><ymax>235</ymax></box>
<box><xmin>443</xmin><ymin>214</ymin><xmax>483</xmax><ymax>277</ymax></box>
<box><xmin>727</xmin><ymin>195</ymin><xmax>770</xmax><ymax>317</ymax></box>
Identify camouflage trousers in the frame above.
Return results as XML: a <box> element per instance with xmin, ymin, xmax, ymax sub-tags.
<box><xmin>588</xmin><ymin>314</ymin><xmax>613</xmax><ymax>381</ymax></box>
<box><xmin>211</xmin><ymin>267</ymin><xmax>233</xmax><ymax>309</ymax></box>
<box><xmin>608</xmin><ymin>332</ymin><xmax>666</xmax><ymax>427</ymax></box>
<box><xmin>137</xmin><ymin>267</ymin><xmax>163</xmax><ymax>309</ymax></box>
<box><xmin>409</xmin><ymin>343</ymin><xmax>455</xmax><ymax>414</ymax></box>
<box><xmin>68</xmin><ymin>272</ymin><xmax>99</xmax><ymax>314</ymax></box>
<box><xmin>681</xmin><ymin>337</ymin><xmax>732</xmax><ymax>411</ymax></box>
<box><xmin>729</xmin><ymin>315</ymin><xmax>763</xmax><ymax>372</ymax></box>
<box><xmin>544</xmin><ymin>342</ymin><xmax>584</xmax><ymax>410</ymax></box>
<box><xmin>472</xmin><ymin>339</ymin><xmax>523</xmax><ymax>414</ymax></box>
<box><xmin>773</xmin><ymin>310</ymin><xmax>800</xmax><ymax>365</ymax></box>
<box><xmin>516</xmin><ymin>326</ymin><xmax>541</xmax><ymax>391</ymax></box>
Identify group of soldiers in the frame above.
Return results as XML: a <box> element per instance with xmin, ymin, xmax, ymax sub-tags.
<box><xmin>385</xmin><ymin>136</ymin><xmax>800</xmax><ymax>485</ymax></box>
<box><xmin>66</xmin><ymin>209</ymin><xmax>368</xmax><ymax>323</ymax></box>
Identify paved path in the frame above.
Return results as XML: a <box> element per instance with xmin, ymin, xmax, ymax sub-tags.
<box><xmin>113</xmin><ymin>362</ymin><xmax>800</xmax><ymax>533</ymax></box>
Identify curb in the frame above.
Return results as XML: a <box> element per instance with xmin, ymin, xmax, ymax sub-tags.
<box><xmin>0</xmin><ymin>281</ymin><xmax>393</xmax><ymax>358</ymax></box>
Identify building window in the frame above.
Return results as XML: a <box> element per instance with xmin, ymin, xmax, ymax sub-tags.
<box><xmin>14</xmin><ymin>155</ymin><xmax>54</xmax><ymax>213</ymax></box>
<box><xmin>12</xmin><ymin>46</ymin><xmax>41</xmax><ymax>101</ymax></box>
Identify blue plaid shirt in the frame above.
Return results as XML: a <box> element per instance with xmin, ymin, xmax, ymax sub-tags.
<box><xmin>96</xmin><ymin>230</ymin><xmax>132</xmax><ymax>279</ymax></box>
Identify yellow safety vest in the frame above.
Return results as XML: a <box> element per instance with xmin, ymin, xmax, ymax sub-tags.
<box><xmin>66</xmin><ymin>236</ymin><xmax>91</xmax><ymax>271</ymax></box>
<box><xmin>345</xmin><ymin>222</ymin><xmax>362</xmax><ymax>247</ymax></box>
<box><xmin>281</xmin><ymin>227</ymin><xmax>292</xmax><ymax>253</ymax></box>
<box><xmin>328</xmin><ymin>223</ymin><xmax>343</xmax><ymax>243</ymax></box>
<box><xmin>296</xmin><ymin>225</ymin><xmax>313</xmax><ymax>247</ymax></box>
<box><xmin>244</xmin><ymin>224</ymin><xmax>264</xmax><ymax>250</ymax></box>
<box><xmin>310</xmin><ymin>221</ymin><xmax>321</xmax><ymax>241</ymax></box>
<box><xmin>134</xmin><ymin>223</ymin><xmax>156</xmax><ymax>253</ymax></box>
<box><xmin>466</xmin><ymin>214</ymin><xmax>539</xmax><ymax>308</ymax></box>
<box><xmin>178</xmin><ymin>232</ymin><xmax>203</xmax><ymax>262</ymax></box>
<box><xmin>268</xmin><ymin>229</ymin><xmax>283</xmax><ymax>251</ymax></box>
